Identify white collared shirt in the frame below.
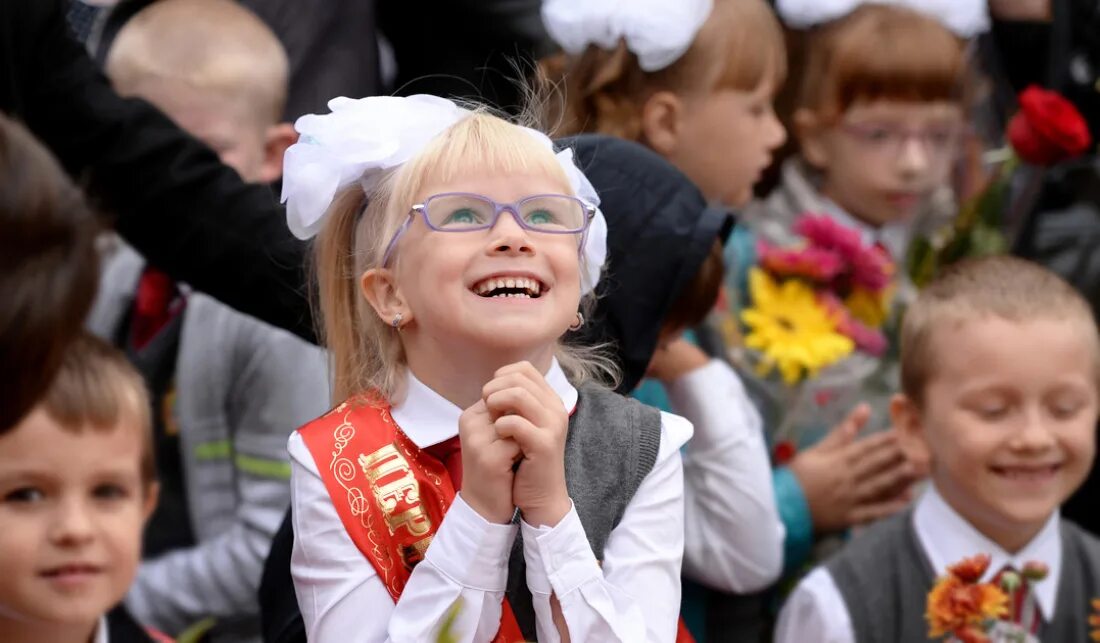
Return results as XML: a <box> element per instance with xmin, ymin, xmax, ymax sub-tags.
<box><xmin>95</xmin><ymin>618</ymin><xmax>108</xmax><ymax>643</ymax></box>
<box><xmin>289</xmin><ymin>360</ymin><xmax>693</xmax><ymax>642</ymax></box>
<box><xmin>667</xmin><ymin>359</ymin><xmax>784</xmax><ymax>592</ymax></box>
<box><xmin>775</xmin><ymin>485</ymin><xmax>1063</xmax><ymax>643</ymax></box>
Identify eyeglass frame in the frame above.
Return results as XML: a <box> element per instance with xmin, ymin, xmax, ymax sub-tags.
<box><xmin>380</xmin><ymin>192</ymin><xmax>597</xmax><ymax>267</ymax></box>
<box><xmin>839</xmin><ymin>121</ymin><xmax>967</xmax><ymax>158</ymax></box>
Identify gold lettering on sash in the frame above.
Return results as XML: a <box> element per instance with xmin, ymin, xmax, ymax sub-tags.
<box><xmin>359</xmin><ymin>446</ymin><xmax>419</xmax><ymax>511</ymax></box>
<box><xmin>386</xmin><ymin>507</ymin><xmax>431</xmax><ymax>537</ymax></box>
<box><xmin>358</xmin><ymin>444</ymin><xmax>433</xmax><ymax>540</ymax></box>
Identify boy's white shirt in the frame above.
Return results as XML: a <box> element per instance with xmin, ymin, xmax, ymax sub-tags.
<box><xmin>289</xmin><ymin>359</ymin><xmax>692</xmax><ymax>642</ymax></box>
<box><xmin>775</xmin><ymin>485</ymin><xmax>1063</xmax><ymax>643</ymax></box>
<box><xmin>95</xmin><ymin>618</ymin><xmax>108</xmax><ymax>643</ymax></box>
<box><xmin>667</xmin><ymin>359</ymin><xmax>785</xmax><ymax>592</ymax></box>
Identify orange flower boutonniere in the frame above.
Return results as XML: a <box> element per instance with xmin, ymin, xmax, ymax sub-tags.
<box><xmin>927</xmin><ymin>555</ymin><xmax>1009</xmax><ymax>642</ymax></box>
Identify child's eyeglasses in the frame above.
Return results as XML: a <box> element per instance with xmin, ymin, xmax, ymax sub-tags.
<box><xmin>840</xmin><ymin>122</ymin><xmax>965</xmax><ymax>160</ymax></box>
<box><xmin>381</xmin><ymin>192</ymin><xmax>596</xmax><ymax>267</ymax></box>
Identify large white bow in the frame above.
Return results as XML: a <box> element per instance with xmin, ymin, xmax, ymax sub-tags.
<box><xmin>280</xmin><ymin>94</ymin><xmax>608</xmax><ymax>295</ymax></box>
<box><xmin>541</xmin><ymin>0</ymin><xmax>713</xmax><ymax>72</ymax></box>
<box><xmin>775</xmin><ymin>0</ymin><xmax>989</xmax><ymax>37</ymax></box>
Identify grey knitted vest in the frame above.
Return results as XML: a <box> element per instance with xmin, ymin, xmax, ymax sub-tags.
<box><xmin>826</xmin><ymin>510</ymin><xmax>1100</xmax><ymax>643</ymax></box>
<box><xmin>505</xmin><ymin>383</ymin><xmax>662</xmax><ymax>640</ymax></box>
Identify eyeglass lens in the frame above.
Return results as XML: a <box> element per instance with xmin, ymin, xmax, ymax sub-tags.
<box><xmin>424</xmin><ymin>194</ymin><xmax>587</xmax><ymax>232</ymax></box>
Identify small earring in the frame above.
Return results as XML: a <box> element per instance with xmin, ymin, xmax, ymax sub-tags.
<box><xmin>569</xmin><ymin>312</ymin><xmax>584</xmax><ymax>331</ymax></box>
<box><xmin>391</xmin><ymin>313</ymin><xmax>403</xmax><ymax>330</ymax></box>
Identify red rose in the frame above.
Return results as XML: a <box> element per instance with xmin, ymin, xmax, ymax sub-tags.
<box><xmin>1007</xmin><ymin>85</ymin><xmax>1092</xmax><ymax>166</ymax></box>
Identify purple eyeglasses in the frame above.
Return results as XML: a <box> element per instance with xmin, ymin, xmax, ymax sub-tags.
<box><xmin>841</xmin><ymin>122</ymin><xmax>965</xmax><ymax>160</ymax></box>
<box><xmin>380</xmin><ymin>192</ymin><xmax>596</xmax><ymax>266</ymax></box>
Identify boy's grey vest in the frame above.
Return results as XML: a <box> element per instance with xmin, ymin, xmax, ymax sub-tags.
<box><xmin>506</xmin><ymin>383</ymin><xmax>662</xmax><ymax>640</ymax></box>
<box><xmin>826</xmin><ymin>510</ymin><xmax>1100</xmax><ymax>643</ymax></box>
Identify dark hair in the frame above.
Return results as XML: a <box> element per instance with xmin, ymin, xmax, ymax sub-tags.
<box><xmin>663</xmin><ymin>239</ymin><xmax>725</xmax><ymax>333</ymax></box>
<box><xmin>0</xmin><ymin>115</ymin><xmax>100</xmax><ymax>431</ymax></box>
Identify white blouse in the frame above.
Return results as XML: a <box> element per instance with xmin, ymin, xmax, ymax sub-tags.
<box><xmin>668</xmin><ymin>359</ymin><xmax>784</xmax><ymax>593</ymax></box>
<box><xmin>289</xmin><ymin>361</ymin><xmax>692</xmax><ymax>642</ymax></box>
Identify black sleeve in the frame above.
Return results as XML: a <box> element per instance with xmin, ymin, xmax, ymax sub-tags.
<box><xmin>11</xmin><ymin>0</ymin><xmax>316</xmax><ymax>343</ymax></box>
<box><xmin>259</xmin><ymin>509</ymin><xmax>306</xmax><ymax>643</ymax></box>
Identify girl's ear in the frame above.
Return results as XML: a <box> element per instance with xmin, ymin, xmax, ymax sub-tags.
<box><xmin>793</xmin><ymin>108</ymin><xmax>830</xmax><ymax>170</ymax></box>
<box><xmin>143</xmin><ymin>481</ymin><xmax>160</xmax><ymax>523</ymax></box>
<box><xmin>360</xmin><ymin>268</ymin><xmax>412</xmax><ymax>327</ymax></box>
<box><xmin>641</xmin><ymin>91</ymin><xmax>684</xmax><ymax>157</ymax></box>
<box><xmin>890</xmin><ymin>393</ymin><xmax>931</xmax><ymax>472</ymax></box>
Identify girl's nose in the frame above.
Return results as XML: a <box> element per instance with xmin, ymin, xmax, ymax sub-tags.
<box><xmin>767</xmin><ymin>110</ymin><xmax>787</xmax><ymax>149</ymax></box>
<box><xmin>897</xmin><ymin>135</ymin><xmax>931</xmax><ymax>175</ymax></box>
<box><xmin>487</xmin><ymin>210</ymin><xmax>534</xmax><ymax>256</ymax></box>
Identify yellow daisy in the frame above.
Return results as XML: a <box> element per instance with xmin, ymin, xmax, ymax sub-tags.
<box><xmin>741</xmin><ymin>268</ymin><xmax>855</xmax><ymax>385</ymax></box>
<box><xmin>845</xmin><ymin>286</ymin><xmax>893</xmax><ymax>329</ymax></box>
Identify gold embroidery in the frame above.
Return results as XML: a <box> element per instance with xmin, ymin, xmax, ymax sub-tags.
<box><xmin>359</xmin><ymin>443</ymin><xmax>433</xmax><ymax>539</ymax></box>
<box><xmin>359</xmin><ymin>445</ymin><xmax>421</xmax><ymax>510</ymax></box>
<box><xmin>384</xmin><ymin>506</ymin><xmax>431</xmax><ymax>537</ymax></box>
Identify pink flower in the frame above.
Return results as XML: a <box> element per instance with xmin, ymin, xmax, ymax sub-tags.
<box><xmin>757</xmin><ymin>240</ymin><xmax>844</xmax><ymax>283</ymax></box>
<box><xmin>794</xmin><ymin>214</ymin><xmax>896</xmax><ymax>293</ymax></box>
<box><xmin>818</xmin><ymin>293</ymin><xmax>889</xmax><ymax>357</ymax></box>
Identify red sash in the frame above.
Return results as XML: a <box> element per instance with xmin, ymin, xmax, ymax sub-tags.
<box><xmin>299</xmin><ymin>396</ymin><xmax>525</xmax><ymax>642</ymax></box>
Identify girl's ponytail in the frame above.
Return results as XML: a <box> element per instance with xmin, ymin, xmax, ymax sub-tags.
<box><xmin>313</xmin><ymin>188</ymin><xmax>370</xmax><ymax>403</ymax></box>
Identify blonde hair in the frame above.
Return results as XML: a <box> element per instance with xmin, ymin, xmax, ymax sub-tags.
<box><xmin>35</xmin><ymin>333</ymin><xmax>155</xmax><ymax>484</ymax></box>
<box><xmin>901</xmin><ymin>256</ymin><xmax>1100</xmax><ymax>406</ymax></box>
<box><xmin>106</xmin><ymin>0</ymin><xmax>288</xmax><ymax>125</ymax></box>
<box><xmin>797</xmin><ymin>4</ymin><xmax>965</xmax><ymax>122</ymax></box>
<box><xmin>541</xmin><ymin>0</ymin><xmax>787</xmax><ymax>140</ymax></box>
<box><xmin>314</xmin><ymin>111</ymin><xmax>618</xmax><ymax>402</ymax></box>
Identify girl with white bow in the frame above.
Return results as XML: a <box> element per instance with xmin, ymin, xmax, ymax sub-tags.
<box><xmin>541</xmin><ymin>0</ymin><xmax>788</xmax><ymax>210</ymax></box>
<box><xmin>735</xmin><ymin>0</ymin><xmax>972</xmax><ymax>586</ymax></box>
<box><xmin>282</xmin><ymin>95</ymin><xmax>689</xmax><ymax>642</ymax></box>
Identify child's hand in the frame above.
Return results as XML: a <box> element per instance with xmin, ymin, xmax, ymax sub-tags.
<box><xmin>483</xmin><ymin>362</ymin><xmax>572</xmax><ymax>528</ymax></box>
<box><xmin>458</xmin><ymin>399</ymin><xmax>523</xmax><ymax>524</ymax></box>
<box><xmin>646</xmin><ymin>338</ymin><xmax>711</xmax><ymax>383</ymax></box>
<box><xmin>788</xmin><ymin>404</ymin><xmax>918</xmax><ymax>533</ymax></box>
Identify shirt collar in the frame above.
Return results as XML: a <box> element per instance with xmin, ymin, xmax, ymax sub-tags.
<box><xmin>392</xmin><ymin>359</ymin><xmax>578</xmax><ymax>449</ymax></box>
<box><xmin>775</xmin><ymin>159</ymin><xmax>913</xmax><ymax>262</ymax></box>
<box><xmin>95</xmin><ymin>617</ymin><xmax>109</xmax><ymax>643</ymax></box>
<box><xmin>913</xmin><ymin>484</ymin><xmax>1063</xmax><ymax>620</ymax></box>
<box><xmin>819</xmin><ymin>198</ymin><xmax>912</xmax><ymax>262</ymax></box>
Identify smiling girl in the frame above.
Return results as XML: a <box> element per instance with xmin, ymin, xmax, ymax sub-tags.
<box><xmin>282</xmin><ymin>95</ymin><xmax>690</xmax><ymax>642</ymax></box>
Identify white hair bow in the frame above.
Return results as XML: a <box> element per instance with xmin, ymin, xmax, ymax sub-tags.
<box><xmin>280</xmin><ymin>94</ymin><xmax>608</xmax><ymax>295</ymax></box>
<box><xmin>775</xmin><ymin>0</ymin><xmax>989</xmax><ymax>37</ymax></box>
<box><xmin>541</xmin><ymin>0</ymin><xmax>713</xmax><ymax>72</ymax></box>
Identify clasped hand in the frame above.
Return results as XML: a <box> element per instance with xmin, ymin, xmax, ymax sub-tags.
<box><xmin>458</xmin><ymin>362</ymin><xmax>572</xmax><ymax>527</ymax></box>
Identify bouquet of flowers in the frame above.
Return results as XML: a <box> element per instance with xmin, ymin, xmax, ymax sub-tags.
<box><xmin>909</xmin><ymin>85</ymin><xmax>1092</xmax><ymax>286</ymax></box>
<box><xmin>926</xmin><ymin>554</ymin><xmax>1048</xmax><ymax>643</ymax></box>
<box><xmin>727</xmin><ymin>214</ymin><xmax>896</xmax><ymax>460</ymax></box>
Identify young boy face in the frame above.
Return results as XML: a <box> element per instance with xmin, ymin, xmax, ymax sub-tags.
<box><xmin>904</xmin><ymin>316</ymin><xmax>1099</xmax><ymax>551</ymax></box>
<box><xmin>0</xmin><ymin>408</ymin><xmax>155</xmax><ymax>628</ymax></box>
<box><xmin>801</xmin><ymin>100</ymin><xmax>963</xmax><ymax>227</ymax></box>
